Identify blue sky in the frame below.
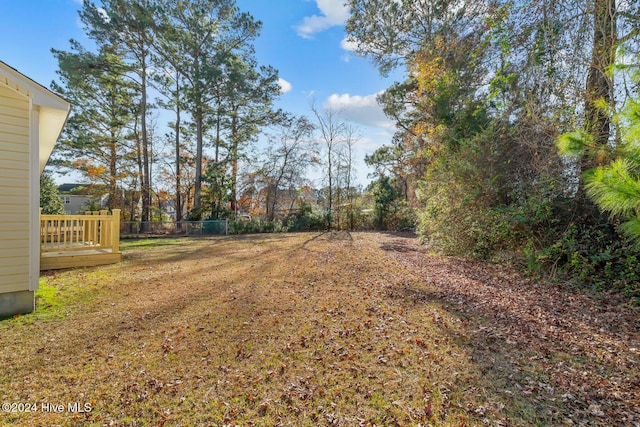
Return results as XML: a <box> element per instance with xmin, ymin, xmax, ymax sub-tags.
<box><xmin>0</xmin><ymin>0</ymin><xmax>404</xmax><ymax>186</ymax></box>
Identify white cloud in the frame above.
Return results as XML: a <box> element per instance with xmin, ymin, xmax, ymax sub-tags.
<box><xmin>295</xmin><ymin>0</ymin><xmax>350</xmax><ymax>39</ymax></box>
<box><xmin>354</xmin><ymin>133</ymin><xmax>388</xmax><ymax>154</ymax></box>
<box><xmin>324</xmin><ymin>92</ymin><xmax>394</xmax><ymax>129</ymax></box>
<box><xmin>278</xmin><ymin>78</ymin><xmax>292</xmax><ymax>94</ymax></box>
<box><xmin>340</xmin><ymin>36</ymin><xmax>359</xmax><ymax>62</ymax></box>
<box><xmin>340</xmin><ymin>36</ymin><xmax>359</xmax><ymax>52</ymax></box>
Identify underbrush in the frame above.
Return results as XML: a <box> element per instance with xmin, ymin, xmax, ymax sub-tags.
<box><xmin>527</xmin><ymin>223</ymin><xmax>640</xmax><ymax>304</ymax></box>
<box><xmin>418</xmin><ymin>181</ymin><xmax>639</xmax><ymax>304</ymax></box>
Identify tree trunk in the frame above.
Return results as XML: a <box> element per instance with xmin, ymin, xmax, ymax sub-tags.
<box><xmin>109</xmin><ymin>136</ymin><xmax>118</xmax><ymax>210</ymax></box>
<box><xmin>193</xmin><ymin>106</ymin><xmax>203</xmax><ymax>214</ymax></box>
<box><xmin>135</xmin><ymin>122</ymin><xmax>144</xmax><ymax>222</ymax></box>
<box><xmin>584</xmin><ymin>0</ymin><xmax>616</xmax><ymax>159</ymax></box>
<box><xmin>175</xmin><ymin>75</ymin><xmax>182</xmax><ymax>229</ymax></box>
<box><xmin>230</xmin><ymin>107</ymin><xmax>239</xmax><ymax>215</ymax></box>
<box><xmin>327</xmin><ymin>149</ymin><xmax>333</xmax><ymax>231</ymax></box>
<box><xmin>579</xmin><ymin>0</ymin><xmax>617</xmax><ymax>218</ymax></box>
<box><xmin>140</xmin><ymin>53</ymin><xmax>151</xmax><ymax>230</ymax></box>
<box><xmin>193</xmin><ymin>56</ymin><xmax>203</xmax><ymax>216</ymax></box>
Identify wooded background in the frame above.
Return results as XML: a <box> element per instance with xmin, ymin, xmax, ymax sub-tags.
<box><xmin>47</xmin><ymin>0</ymin><xmax>640</xmax><ymax>301</ymax></box>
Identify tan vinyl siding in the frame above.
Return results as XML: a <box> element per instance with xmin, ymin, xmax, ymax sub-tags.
<box><xmin>0</xmin><ymin>132</ymin><xmax>31</xmax><ymax>148</ymax></box>
<box><xmin>0</xmin><ymin>229</ymin><xmax>30</xmax><ymax>241</ymax></box>
<box><xmin>0</xmin><ymin>84</ymin><xmax>30</xmax><ymax>294</ymax></box>
<box><xmin>0</xmin><ymin>170</ymin><xmax>29</xmax><ymax>183</ymax></box>
<box><xmin>0</xmin><ymin>275</ymin><xmax>30</xmax><ymax>293</ymax></box>
<box><xmin>0</xmin><ymin>157</ymin><xmax>29</xmax><ymax>172</ymax></box>
<box><xmin>0</xmin><ymin>185</ymin><xmax>31</xmax><ymax>197</ymax></box>
<box><xmin>0</xmin><ymin>246</ymin><xmax>29</xmax><ymax>259</ymax></box>
<box><xmin>0</xmin><ymin>204</ymin><xmax>30</xmax><ymax>214</ymax></box>
<box><xmin>0</xmin><ymin>176</ymin><xmax>29</xmax><ymax>188</ymax></box>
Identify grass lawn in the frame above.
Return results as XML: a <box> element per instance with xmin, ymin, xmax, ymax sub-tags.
<box><xmin>0</xmin><ymin>232</ymin><xmax>637</xmax><ymax>426</ymax></box>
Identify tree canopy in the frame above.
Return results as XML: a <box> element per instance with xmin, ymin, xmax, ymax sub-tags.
<box><xmin>347</xmin><ymin>0</ymin><xmax>640</xmax><ymax>297</ymax></box>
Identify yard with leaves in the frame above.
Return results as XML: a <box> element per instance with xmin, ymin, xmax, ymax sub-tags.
<box><xmin>0</xmin><ymin>232</ymin><xmax>638</xmax><ymax>426</ymax></box>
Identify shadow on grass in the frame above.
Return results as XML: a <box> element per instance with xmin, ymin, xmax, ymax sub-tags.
<box><xmin>120</xmin><ymin>237</ymin><xmax>192</xmax><ymax>250</ymax></box>
<box><xmin>119</xmin><ymin>233</ymin><xmax>325</xmax><ymax>275</ymax></box>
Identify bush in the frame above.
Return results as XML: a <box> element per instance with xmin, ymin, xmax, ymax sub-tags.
<box><xmin>285</xmin><ymin>203</ymin><xmax>326</xmax><ymax>232</ymax></box>
<box><xmin>228</xmin><ymin>204</ymin><xmax>326</xmax><ymax>234</ymax></box>
<box><xmin>418</xmin><ymin>187</ymin><xmax>515</xmax><ymax>259</ymax></box>
<box><xmin>528</xmin><ymin>222</ymin><xmax>640</xmax><ymax>303</ymax></box>
<box><xmin>228</xmin><ymin>218</ymin><xmax>285</xmax><ymax>234</ymax></box>
<box><xmin>367</xmin><ymin>177</ymin><xmax>416</xmax><ymax>231</ymax></box>
<box><xmin>415</xmin><ymin>120</ymin><xmax>568</xmax><ymax>262</ymax></box>
<box><xmin>384</xmin><ymin>206</ymin><xmax>417</xmax><ymax>231</ymax></box>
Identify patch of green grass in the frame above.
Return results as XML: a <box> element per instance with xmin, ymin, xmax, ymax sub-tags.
<box><xmin>34</xmin><ymin>278</ymin><xmax>62</xmax><ymax>318</ymax></box>
<box><xmin>5</xmin><ymin>278</ymin><xmax>63</xmax><ymax>325</ymax></box>
<box><xmin>6</xmin><ymin>270</ymin><xmax>111</xmax><ymax>326</ymax></box>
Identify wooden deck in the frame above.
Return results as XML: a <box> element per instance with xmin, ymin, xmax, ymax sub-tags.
<box><xmin>40</xmin><ymin>249</ymin><xmax>122</xmax><ymax>270</ymax></box>
<box><xmin>40</xmin><ymin>209</ymin><xmax>122</xmax><ymax>270</ymax></box>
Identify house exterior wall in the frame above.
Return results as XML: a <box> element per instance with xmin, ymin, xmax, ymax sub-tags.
<box><xmin>0</xmin><ymin>83</ymin><xmax>34</xmax><ymax>316</ymax></box>
<box><xmin>61</xmin><ymin>195</ymin><xmax>90</xmax><ymax>214</ymax></box>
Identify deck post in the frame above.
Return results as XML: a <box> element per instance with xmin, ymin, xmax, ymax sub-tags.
<box><xmin>99</xmin><ymin>210</ymin><xmax>108</xmax><ymax>247</ymax></box>
<box><xmin>84</xmin><ymin>211</ymin><xmax>96</xmax><ymax>245</ymax></box>
<box><xmin>91</xmin><ymin>211</ymin><xmax>99</xmax><ymax>244</ymax></box>
<box><xmin>82</xmin><ymin>212</ymin><xmax>86</xmax><ymax>242</ymax></box>
<box><xmin>111</xmin><ymin>209</ymin><xmax>121</xmax><ymax>254</ymax></box>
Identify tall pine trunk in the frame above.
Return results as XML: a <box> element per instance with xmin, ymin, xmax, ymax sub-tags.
<box><xmin>141</xmin><ymin>52</ymin><xmax>151</xmax><ymax>229</ymax></box>
<box><xmin>230</xmin><ymin>106</ymin><xmax>239</xmax><ymax>215</ymax></box>
<box><xmin>193</xmin><ymin>57</ymin><xmax>203</xmax><ymax>215</ymax></box>
<box><xmin>579</xmin><ymin>0</ymin><xmax>617</xmax><ymax>217</ymax></box>
<box><xmin>174</xmin><ymin>75</ymin><xmax>182</xmax><ymax>228</ymax></box>
<box><xmin>109</xmin><ymin>135</ymin><xmax>118</xmax><ymax>210</ymax></box>
<box><xmin>584</xmin><ymin>0</ymin><xmax>616</xmax><ymax>159</ymax></box>
<box><xmin>194</xmin><ymin>106</ymin><xmax>204</xmax><ymax>214</ymax></box>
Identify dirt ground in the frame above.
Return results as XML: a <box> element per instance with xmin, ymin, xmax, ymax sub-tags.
<box><xmin>0</xmin><ymin>232</ymin><xmax>638</xmax><ymax>426</ymax></box>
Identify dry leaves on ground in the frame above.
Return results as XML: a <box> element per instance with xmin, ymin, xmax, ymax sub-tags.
<box><xmin>0</xmin><ymin>232</ymin><xmax>637</xmax><ymax>426</ymax></box>
<box><xmin>378</xmin><ymin>232</ymin><xmax>640</xmax><ymax>426</ymax></box>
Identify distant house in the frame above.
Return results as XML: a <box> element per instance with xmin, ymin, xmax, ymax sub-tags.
<box><xmin>0</xmin><ymin>61</ymin><xmax>70</xmax><ymax>317</ymax></box>
<box><xmin>158</xmin><ymin>197</ymin><xmax>176</xmax><ymax>220</ymax></box>
<box><xmin>265</xmin><ymin>185</ymin><xmax>319</xmax><ymax>218</ymax></box>
<box><xmin>58</xmin><ymin>183</ymin><xmax>109</xmax><ymax>214</ymax></box>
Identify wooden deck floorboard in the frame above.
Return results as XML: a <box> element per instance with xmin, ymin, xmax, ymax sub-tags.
<box><xmin>40</xmin><ymin>249</ymin><xmax>122</xmax><ymax>270</ymax></box>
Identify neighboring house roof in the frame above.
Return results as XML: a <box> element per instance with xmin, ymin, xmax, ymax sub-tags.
<box><xmin>59</xmin><ymin>183</ymin><xmax>114</xmax><ymax>199</ymax></box>
<box><xmin>58</xmin><ymin>183</ymin><xmax>85</xmax><ymax>193</ymax></box>
<box><xmin>0</xmin><ymin>61</ymin><xmax>71</xmax><ymax>173</ymax></box>
<box><xmin>58</xmin><ymin>183</ymin><xmax>98</xmax><ymax>195</ymax></box>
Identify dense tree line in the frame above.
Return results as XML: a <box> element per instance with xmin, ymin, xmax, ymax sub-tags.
<box><xmin>48</xmin><ymin>0</ymin><xmax>278</xmax><ymax>223</ymax></box>
<box><xmin>346</xmin><ymin>0</ymin><xmax>640</xmax><ymax>299</ymax></box>
<box><xmin>48</xmin><ymin>0</ymin><xmax>367</xmax><ymax>232</ymax></box>
<box><xmin>46</xmin><ymin>0</ymin><xmax>640</xmax><ymax>299</ymax></box>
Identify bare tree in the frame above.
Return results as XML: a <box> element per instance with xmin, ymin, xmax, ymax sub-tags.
<box><xmin>312</xmin><ymin>104</ymin><xmax>347</xmax><ymax>230</ymax></box>
<box><xmin>338</xmin><ymin>124</ymin><xmax>359</xmax><ymax>230</ymax></box>
<box><xmin>260</xmin><ymin>115</ymin><xmax>316</xmax><ymax>220</ymax></box>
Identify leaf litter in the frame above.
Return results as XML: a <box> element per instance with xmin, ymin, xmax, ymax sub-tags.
<box><xmin>0</xmin><ymin>232</ymin><xmax>637</xmax><ymax>426</ymax></box>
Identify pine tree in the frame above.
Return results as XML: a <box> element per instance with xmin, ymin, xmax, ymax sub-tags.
<box><xmin>51</xmin><ymin>42</ymin><xmax>137</xmax><ymax>211</ymax></box>
<box><xmin>40</xmin><ymin>173</ymin><xmax>66</xmax><ymax>215</ymax></box>
<box><xmin>559</xmin><ymin>72</ymin><xmax>640</xmax><ymax>242</ymax></box>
